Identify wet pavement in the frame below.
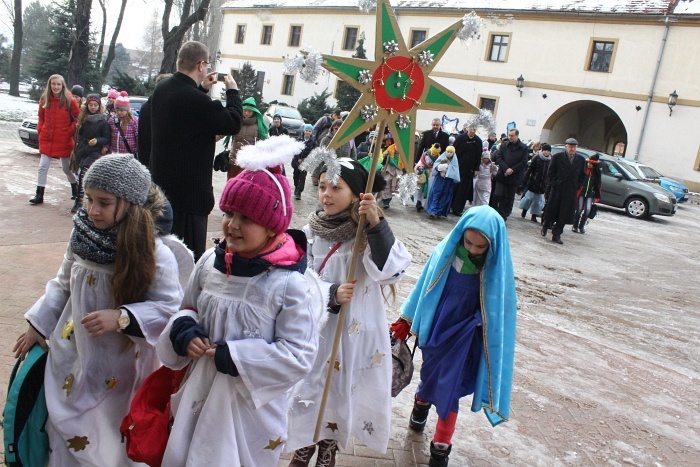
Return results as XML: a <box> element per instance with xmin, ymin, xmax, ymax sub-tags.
<box><xmin>0</xmin><ymin>121</ymin><xmax>698</xmax><ymax>466</ymax></box>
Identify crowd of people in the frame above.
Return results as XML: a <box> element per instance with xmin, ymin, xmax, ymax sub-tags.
<box><xmin>15</xmin><ymin>39</ymin><xmax>613</xmax><ymax>467</ymax></box>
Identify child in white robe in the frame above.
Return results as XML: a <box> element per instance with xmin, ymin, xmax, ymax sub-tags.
<box><xmin>15</xmin><ymin>155</ymin><xmax>185</xmax><ymax>466</ymax></box>
<box><xmin>286</xmin><ymin>158</ymin><xmax>412</xmax><ymax>466</ymax></box>
<box><xmin>157</xmin><ymin>136</ymin><xmax>318</xmax><ymax>467</ymax></box>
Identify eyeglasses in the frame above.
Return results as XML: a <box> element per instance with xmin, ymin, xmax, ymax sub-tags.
<box><xmin>200</xmin><ymin>60</ymin><xmax>210</xmax><ymax>66</ymax></box>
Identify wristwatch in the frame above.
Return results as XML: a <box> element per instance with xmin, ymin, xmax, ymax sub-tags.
<box><xmin>117</xmin><ymin>308</ymin><xmax>130</xmax><ymax>331</ymax></box>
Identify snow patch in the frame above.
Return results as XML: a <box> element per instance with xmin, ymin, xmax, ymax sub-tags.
<box><xmin>0</xmin><ymin>92</ymin><xmax>39</xmax><ymax>122</ymax></box>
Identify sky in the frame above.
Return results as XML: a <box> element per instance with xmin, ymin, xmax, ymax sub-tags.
<box><xmin>0</xmin><ymin>0</ymin><xmax>158</xmax><ymax>51</ymax></box>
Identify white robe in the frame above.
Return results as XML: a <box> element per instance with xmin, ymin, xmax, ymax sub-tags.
<box><xmin>285</xmin><ymin>227</ymin><xmax>412</xmax><ymax>454</ymax></box>
<box><xmin>157</xmin><ymin>248</ymin><xmax>318</xmax><ymax>467</ymax></box>
<box><xmin>25</xmin><ymin>239</ymin><xmax>184</xmax><ymax>466</ymax></box>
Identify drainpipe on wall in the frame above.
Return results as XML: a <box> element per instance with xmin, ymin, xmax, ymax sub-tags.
<box><xmin>635</xmin><ymin>16</ymin><xmax>671</xmax><ymax>160</ymax></box>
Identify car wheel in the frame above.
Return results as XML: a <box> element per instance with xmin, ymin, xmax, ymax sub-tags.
<box><xmin>625</xmin><ymin>197</ymin><xmax>649</xmax><ymax>218</ymax></box>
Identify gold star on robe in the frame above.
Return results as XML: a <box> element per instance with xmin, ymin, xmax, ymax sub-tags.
<box><xmin>86</xmin><ymin>274</ymin><xmax>96</xmax><ymax>286</ymax></box>
<box><xmin>326</xmin><ymin>359</ymin><xmax>341</xmax><ymax>371</ymax></box>
<box><xmin>62</xmin><ymin>373</ymin><xmax>74</xmax><ymax>396</ymax></box>
<box><xmin>135</xmin><ymin>350</ymin><xmax>141</xmax><ymax>359</ymax></box>
<box><xmin>61</xmin><ymin>320</ymin><xmax>74</xmax><ymax>339</ymax></box>
<box><xmin>67</xmin><ymin>435</ymin><xmax>90</xmax><ymax>451</ymax></box>
<box><xmin>370</xmin><ymin>349</ymin><xmax>385</xmax><ymax>366</ymax></box>
<box><xmin>264</xmin><ymin>436</ymin><xmax>283</xmax><ymax>450</ymax></box>
<box><xmin>105</xmin><ymin>377</ymin><xmax>118</xmax><ymax>390</ymax></box>
<box><xmin>348</xmin><ymin>319</ymin><xmax>361</xmax><ymax>335</ymax></box>
<box><xmin>326</xmin><ymin>422</ymin><xmax>339</xmax><ymax>433</ymax></box>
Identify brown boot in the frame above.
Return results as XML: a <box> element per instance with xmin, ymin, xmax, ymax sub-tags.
<box><xmin>315</xmin><ymin>439</ymin><xmax>338</xmax><ymax>467</ymax></box>
<box><xmin>288</xmin><ymin>444</ymin><xmax>316</xmax><ymax>467</ymax></box>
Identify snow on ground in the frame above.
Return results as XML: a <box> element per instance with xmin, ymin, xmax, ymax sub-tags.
<box><xmin>0</xmin><ymin>92</ymin><xmax>39</xmax><ymax>122</ymax></box>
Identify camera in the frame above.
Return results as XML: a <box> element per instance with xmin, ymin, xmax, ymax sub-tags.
<box><xmin>217</xmin><ymin>73</ymin><xmax>227</xmax><ymax>82</ymax></box>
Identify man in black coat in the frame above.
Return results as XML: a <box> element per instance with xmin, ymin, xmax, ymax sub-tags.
<box><xmin>150</xmin><ymin>41</ymin><xmax>242</xmax><ymax>261</ymax></box>
<box><xmin>415</xmin><ymin>118</ymin><xmax>450</xmax><ymax>164</ymax></box>
<box><xmin>137</xmin><ymin>73</ymin><xmax>171</xmax><ymax>167</ymax></box>
<box><xmin>541</xmin><ymin>138</ymin><xmax>587</xmax><ymax>244</ymax></box>
<box><xmin>451</xmin><ymin>126</ymin><xmax>482</xmax><ymax>215</ymax></box>
<box><xmin>491</xmin><ymin>128</ymin><xmax>529</xmax><ymax>220</ymax></box>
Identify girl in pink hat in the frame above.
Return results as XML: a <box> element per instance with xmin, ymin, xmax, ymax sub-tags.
<box><xmin>109</xmin><ymin>95</ymin><xmax>138</xmax><ymax>157</ymax></box>
<box><xmin>157</xmin><ymin>135</ymin><xmax>320</xmax><ymax>466</ymax></box>
<box><xmin>106</xmin><ymin>89</ymin><xmax>119</xmax><ymax>116</ymax></box>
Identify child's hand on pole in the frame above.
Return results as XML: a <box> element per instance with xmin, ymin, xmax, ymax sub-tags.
<box><xmin>359</xmin><ymin>193</ymin><xmax>381</xmax><ymax>228</ymax></box>
<box><xmin>187</xmin><ymin>337</ymin><xmax>211</xmax><ymax>360</ymax></box>
<box><xmin>335</xmin><ymin>279</ymin><xmax>358</xmax><ymax>304</ymax></box>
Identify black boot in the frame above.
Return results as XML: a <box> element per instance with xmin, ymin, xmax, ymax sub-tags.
<box><xmin>29</xmin><ymin>186</ymin><xmax>45</xmax><ymax>205</ymax></box>
<box><xmin>382</xmin><ymin>199</ymin><xmax>391</xmax><ymax>209</ymax></box>
<box><xmin>416</xmin><ymin>200</ymin><xmax>423</xmax><ymax>212</ymax></box>
<box><xmin>579</xmin><ymin>213</ymin><xmax>588</xmax><ymax>234</ymax></box>
<box><xmin>429</xmin><ymin>442</ymin><xmax>452</xmax><ymax>467</ymax></box>
<box><xmin>71</xmin><ymin>169</ymin><xmax>85</xmax><ymax>213</ymax></box>
<box><xmin>572</xmin><ymin>210</ymin><xmax>581</xmax><ymax>233</ymax></box>
<box><xmin>531</xmin><ymin>214</ymin><xmax>538</xmax><ymax>223</ymax></box>
<box><xmin>70</xmin><ymin>182</ymin><xmax>79</xmax><ymax>200</ymax></box>
<box><xmin>521</xmin><ymin>209</ymin><xmax>527</xmax><ymax>218</ymax></box>
<box><xmin>409</xmin><ymin>397</ymin><xmax>431</xmax><ymax>432</ymax></box>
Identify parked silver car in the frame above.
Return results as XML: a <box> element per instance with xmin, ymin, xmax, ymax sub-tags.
<box><xmin>18</xmin><ymin>117</ymin><xmax>39</xmax><ymax>149</ymax></box>
<box><xmin>551</xmin><ymin>146</ymin><xmax>676</xmax><ymax>218</ymax></box>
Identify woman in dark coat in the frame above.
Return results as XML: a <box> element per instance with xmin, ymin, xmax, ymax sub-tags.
<box><xmin>518</xmin><ymin>143</ymin><xmax>551</xmax><ymax>222</ymax></box>
<box><xmin>572</xmin><ymin>154</ymin><xmax>602</xmax><ymax>234</ymax></box>
<box><xmin>71</xmin><ymin>94</ymin><xmax>111</xmax><ymax>212</ymax></box>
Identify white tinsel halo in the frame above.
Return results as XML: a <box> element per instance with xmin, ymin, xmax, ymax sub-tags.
<box><xmin>358</xmin><ymin>0</ymin><xmax>377</xmax><ymax>13</ymax></box>
<box><xmin>236</xmin><ymin>135</ymin><xmax>305</xmax><ymax>171</ymax></box>
<box><xmin>397</xmin><ymin>173</ymin><xmax>417</xmax><ymax>205</ymax></box>
<box><xmin>457</xmin><ymin>11</ymin><xmax>483</xmax><ymax>46</ymax></box>
<box><xmin>465</xmin><ymin>109</ymin><xmax>497</xmax><ymax>135</ymax></box>
<box><xmin>283</xmin><ymin>47</ymin><xmax>324</xmax><ymax>83</ymax></box>
<box><xmin>300</xmin><ymin>146</ymin><xmax>341</xmax><ymax>184</ymax></box>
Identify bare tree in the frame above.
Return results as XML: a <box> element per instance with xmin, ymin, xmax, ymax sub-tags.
<box><xmin>94</xmin><ymin>0</ymin><xmax>107</xmax><ymax>79</ymax></box>
<box><xmin>159</xmin><ymin>0</ymin><xmax>211</xmax><ymax>74</ymax></box>
<box><xmin>67</xmin><ymin>0</ymin><xmax>92</xmax><ymax>86</ymax></box>
<box><xmin>139</xmin><ymin>8</ymin><xmax>163</xmax><ymax>81</ymax></box>
<box><xmin>101</xmin><ymin>0</ymin><xmax>127</xmax><ymax>81</ymax></box>
<box><xmin>8</xmin><ymin>0</ymin><xmax>21</xmax><ymax>96</ymax></box>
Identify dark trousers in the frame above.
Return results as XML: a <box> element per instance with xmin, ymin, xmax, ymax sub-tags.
<box><xmin>451</xmin><ymin>178</ymin><xmax>473</xmax><ymax>215</ymax></box>
<box><xmin>491</xmin><ymin>182</ymin><xmax>517</xmax><ymax>220</ymax></box>
<box><xmin>551</xmin><ymin>222</ymin><xmax>565</xmax><ymax>238</ymax></box>
<box><xmin>172</xmin><ymin>210</ymin><xmax>208</xmax><ymax>262</ymax></box>
<box><xmin>293</xmin><ymin>167</ymin><xmax>307</xmax><ymax>194</ymax></box>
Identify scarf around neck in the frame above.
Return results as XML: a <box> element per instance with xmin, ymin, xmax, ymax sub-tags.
<box><xmin>454</xmin><ymin>244</ymin><xmax>486</xmax><ymax>274</ymax></box>
<box><xmin>69</xmin><ymin>208</ymin><xmax>118</xmax><ymax>264</ymax></box>
<box><xmin>308</xmin><ymin>208</ymin><xmax>358</xmax><ymax>243</ymax></box>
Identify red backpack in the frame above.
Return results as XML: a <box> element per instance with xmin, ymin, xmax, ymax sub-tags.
<box><xmin>120</xmin><ymin>365</ymin><xmax>188</xmax><ymax>466</ymax></box>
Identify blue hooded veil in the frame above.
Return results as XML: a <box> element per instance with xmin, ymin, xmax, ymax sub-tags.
<box><xmin>400</xmin><ymin>205</ymin><xmax>517</xmax><ymax>426</ymax></box>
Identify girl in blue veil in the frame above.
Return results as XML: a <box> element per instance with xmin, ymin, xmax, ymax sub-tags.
<box><xmin>391</xmin><ymin>205</ymin><xmax>517</xmax><ymax>466</ymax></box>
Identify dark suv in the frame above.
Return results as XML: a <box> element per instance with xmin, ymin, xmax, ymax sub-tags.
<box><xmin>551</xmin><ymin>145</ymin><xmax>676</xmax><ymax>218</ymax></box>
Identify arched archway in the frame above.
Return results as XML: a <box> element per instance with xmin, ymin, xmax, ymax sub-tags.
<box><xmin>540</xmin><ymin>100</ymin><xmax>627</xmax><ymax>156</ymax></box>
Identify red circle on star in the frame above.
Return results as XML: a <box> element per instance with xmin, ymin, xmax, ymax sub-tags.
<box><xmin>372</xmin><ymin>56</ymin><xmax>425</xmax><ymax>113</ymax></box>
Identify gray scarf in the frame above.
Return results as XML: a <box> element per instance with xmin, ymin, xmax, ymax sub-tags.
<box><xmin>69</xmin><ymin>208</ymin><xmax>118</xmax><ymax>264</ymax></box>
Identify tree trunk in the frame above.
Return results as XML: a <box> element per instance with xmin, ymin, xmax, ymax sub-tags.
<box><xmin>94</xmin><ymin>0</ymin><xmax>107</xmax><ymax>88</ymax></box>
<box><xmin>102</xmin><ymin>0</ymin><xmax>127</xmax><ymax>80</ymax></box>
<box><xmin>8</xmin><ymin>0</ymin><xmax>22</xmax><ymax>97</ymax></box>
<box><xmin>159</xmin><ymin>0</ymin><xmax>211</xmax><ymax>74</ymax></box>
<box><xmin>67</xmin><ymin>0</ymin><xmax>92</xmax><ymax>87</ymax></box>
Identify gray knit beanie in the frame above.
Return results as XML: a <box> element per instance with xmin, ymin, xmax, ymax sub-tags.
<box><xmin>83</xmin><ymin>154</ymin><xmax>151</xmax><ymax>205</ymax></box>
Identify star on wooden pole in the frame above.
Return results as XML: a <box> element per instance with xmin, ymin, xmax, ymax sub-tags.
<box><xmin>323</xmin><ymin>0</ymin><xmax>479</xmax><ymax>173</ymax></box>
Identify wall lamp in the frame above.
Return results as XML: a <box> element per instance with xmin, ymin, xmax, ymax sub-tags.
<box><xmin>668</xmin><ymin>90</ymin><xmax>678</xmax><ymax>116</ymax></box>
<box><xmin>516</xmin><ymin>75</ymin><xmax>524</xmax><ymax>97</ymax></box>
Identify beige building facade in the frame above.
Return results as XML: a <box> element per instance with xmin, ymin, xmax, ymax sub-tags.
<box><xmin>217</xmin><ymin>1</ymin><xmax>700</xmax><ymax>189</ymax></box>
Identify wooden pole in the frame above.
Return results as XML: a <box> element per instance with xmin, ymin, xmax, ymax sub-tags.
<box><xmin>313</xmin><ymin>119</ymin><xmax>387</xmax><ymax>442</ymax></box>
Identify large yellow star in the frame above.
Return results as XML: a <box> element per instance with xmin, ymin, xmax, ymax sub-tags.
<box><xmin>323</xmin><ymin>0</ymin><xmax>479</xmax><ymax>172</ymax></box>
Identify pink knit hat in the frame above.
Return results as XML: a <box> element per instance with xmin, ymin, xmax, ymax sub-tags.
<box><xmin>119</xmin><ymin>90</ymin><xmax>128</xmax><ymax>97</ymax></box>
<box><xmin>115</xmin><ymin>95</ymin><xmax>130</xmax><ymax>111</ymax></box>
<box><xmin>107</xmin><ymin>89</ymin><xmax>119</xmax><ymax>99</ymax></box>
<box><xmin>218</xmin><ymin>135</ymin><xmax>305</xmax><ymax>234</ymax></box>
